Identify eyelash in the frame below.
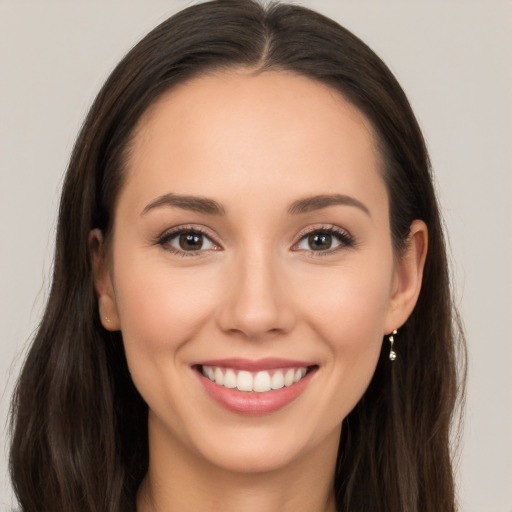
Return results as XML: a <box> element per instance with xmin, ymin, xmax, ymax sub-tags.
<box><xmin>156</xmin><ymin>225</ymin><xmax>219</xmax><ymax>257</ymax></box>
<box><xmin>293</xmin><ymin>225</ymin><xmax>355</xmax><ymax>256</ymax></box>
<box><xmin>156</xmin><ymin>225</ymin><xmax>355</xmax><ymax>257</ymax></box>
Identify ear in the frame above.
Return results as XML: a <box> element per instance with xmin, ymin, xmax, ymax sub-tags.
<box><xmin>89</xmin><ymin>229</ymin><xmax>120</xmax><ymax>331</ymax></box>
<box><xmin>384</xmin><ymin>220</ymin><xmax>428</xmax><ymax>334</ymax></box>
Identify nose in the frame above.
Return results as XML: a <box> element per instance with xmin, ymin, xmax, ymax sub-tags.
<box><xmin>216</xmin><ymin>249</ymin><xmax>296</xmax><ymax>340</ymax></box>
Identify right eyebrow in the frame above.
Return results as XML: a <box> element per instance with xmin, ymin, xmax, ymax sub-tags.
<box><xmin>141</xmin><ymin>193</ymin><xmax>226</xmax><ymax>216</ymax></box>
<box><xmin>287</xmin><ymin>193</ymin><xmax>371</xmax><ymax>218</ymax></box>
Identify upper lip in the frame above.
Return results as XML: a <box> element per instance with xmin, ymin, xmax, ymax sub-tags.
<box><xmin>192</xmin><ymin>357</ymin><xmax>315</xmax><ymax>371</ymax></box>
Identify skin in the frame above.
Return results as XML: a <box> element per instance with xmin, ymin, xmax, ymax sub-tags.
<box><xmin>91</xmin><ymin>69</ymin><xmax>427</xmax><ymax>512</ymax></box>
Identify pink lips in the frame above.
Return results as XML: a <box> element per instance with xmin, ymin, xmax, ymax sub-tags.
<box><xmin>193</xmin><ymin>358</ymin><xmax>317</xmax><ymax>415</ymax></box>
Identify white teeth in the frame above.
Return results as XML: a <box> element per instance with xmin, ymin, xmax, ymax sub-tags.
<box><xmin>201</xmin><ymin>365</ymin><xmax>309</xmax><ymax>393</ymax></box>
<box><xmin>223</xmin><ymin>369</ymin><xmax>237</xmax><ymax>388</ymax></box>
<box><xmin>214</xmin><ymin>367</ymin><xmax>224</xmax><ymax>386</ymax></box>
<box><xmin>284</xmin><ymin>369</ymin><xmax>295</xmax><ymax>387</ymax></box>
<box><xmin>271</xmin><ymin>371</ymin><xmax>284</xmax><ymax>390</ymax></box>
<box><xmin>253</xmin><ymin>371</ymin><xmax>272</xmax><ymax>392</ymax></box>
<box><xmin>205</xmin><ymin>366</ymin><xmax>215</xmax><ymax>380</ymax></box>
<box><xmin>237</xmin><ymin>370</ymin><xmax>253</xmax><ymax>391</ymax></box>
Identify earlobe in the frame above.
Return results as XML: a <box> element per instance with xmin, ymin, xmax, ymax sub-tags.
<box><xmin>89</xmin><ymin>229</ymin><xmax>120</xmax><ymax>331</ymax></box>
<box><xmin>384</xmin><ymin>220</ymin><xmax>428</xmax><ymax>334</ymax></box>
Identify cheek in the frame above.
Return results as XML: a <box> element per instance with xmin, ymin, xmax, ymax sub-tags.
<box><xmin>293</xmin><ymin>255</ymin><xmax>393</xmax><ymax>408</ymax></box>
<box><xmin>299</xmin><ymin>260</ymin><xmax>393</xmax><ymax>347</ymax></box>
<box><xmin>112</xmin><ymin>252</ymin><xmax>220</xmax><ymax>358</ymax></box>
<box><xmin>111</xmin><ymin>253</ymin><xmax>224</xmax><ymax>434</ymax></box>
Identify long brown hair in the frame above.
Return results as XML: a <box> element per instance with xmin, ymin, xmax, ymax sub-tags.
<box><xmin>9</xmin><ymin>1</ymin><xmax>466</xmax><ymax>511</ymax></box>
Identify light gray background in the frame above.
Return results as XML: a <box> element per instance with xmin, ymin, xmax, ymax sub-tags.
<box><xmin>1</xmin><ymin>1</ymin><xmax>511</xmax><ymax>510</ymax></box>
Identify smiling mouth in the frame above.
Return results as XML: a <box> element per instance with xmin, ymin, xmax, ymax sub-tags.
<box><xmin>193</xmin><ymin>361</ymin><xmax>318</xmax><ymax>414</ymax></box>
<box><xmin>196</xmin><ymin>365</ymin><xmax>317</xmax><ymax>393</ymax></box>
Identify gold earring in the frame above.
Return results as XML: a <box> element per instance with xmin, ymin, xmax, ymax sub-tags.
<box><xmin>388</xmin><ymin>329</ymin><xmax>398</xmax><ymax>361</ymax></box>
<box><xmin>105</xmin><ymin>316</ymin><xmax>111</xmax><ymax>324</ymax></box>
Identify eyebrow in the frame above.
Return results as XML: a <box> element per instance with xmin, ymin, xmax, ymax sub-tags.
<box><xmin>141</xmin><ymin>193</ymin><xmax>226</xmax><ymax>216</ymax></box>
<box><xmin>288</xmin><ymin>194</ymin><xmax>371</xmax><ymax>217</ymax></box>
<box><xmin>141</xmin><ymin>192</ymin><xmax>370</xmax><ymax>218</ymax></box>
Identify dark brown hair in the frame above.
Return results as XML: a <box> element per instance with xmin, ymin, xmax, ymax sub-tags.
<box><xmin>9</xmin><ymin>1</ymin><xmax>465</xmax><ymax>511</ymax></box>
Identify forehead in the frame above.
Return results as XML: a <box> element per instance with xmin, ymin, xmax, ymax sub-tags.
<box><xmin>122</xmin><ymin>69</ymin><xmax>386</xmax><ymax>215</ymax></box>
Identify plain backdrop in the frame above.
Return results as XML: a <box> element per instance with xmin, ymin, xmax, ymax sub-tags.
<box><xmin>1</xmin><ymin>1</ymin><xmax>511</xmax><ymax>511</ymax></box>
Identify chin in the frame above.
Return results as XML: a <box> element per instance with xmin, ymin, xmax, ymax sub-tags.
<box><xmin>182</xmin><ymin>416</ymin><xmax>342</xmax><ymax>476</ymax></box>
<box><xmin>198</xmin><ymin>440</ymin><xmax>309</xmax><ymax>474</ymax></box>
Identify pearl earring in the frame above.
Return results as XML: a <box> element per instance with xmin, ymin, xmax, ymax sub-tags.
<box><xmin>388</xmin><ymin>329</ymin><xmax>398</xmax><ymax>361</ymax></box>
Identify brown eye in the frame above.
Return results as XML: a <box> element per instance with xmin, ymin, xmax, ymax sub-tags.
<box><xmin>295</xmin><ymin>228</ymin><xmax>353</xmax><ymax>253</ymax></box>
<box><xmin>162</xmin><ymin>229</ymin><xmax>216</xmax><ymax>253</ymax></box>
<box><xmin>307</xmin><ymin>232</ymin><xmax>333</xmax><ymax>251</ymax></box>
<box><xmin>179</xmin><ymin>232</ymin><xmax>204</xmax><ymax>250</ymax></box>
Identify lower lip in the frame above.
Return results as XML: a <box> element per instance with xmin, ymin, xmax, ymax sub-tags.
<box><xmin>196</xmin><ymin>368</ymin><xmax>315</xmax><ymax>415</ymax></box>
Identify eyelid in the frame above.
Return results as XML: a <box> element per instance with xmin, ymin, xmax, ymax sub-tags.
<box><xmin>154</xmin><ymin>223</ymin><xmax>354</xmax><ymax>256</ymax></box>
<box><xmin>291</xmin><ymin>224</ymin><xmax>355</xmax><ymax>254</ymax></box>
<box><xmin>156</xmin><ymin>224</ymin><xmax>222</xmax><ymax>256</ymax></box>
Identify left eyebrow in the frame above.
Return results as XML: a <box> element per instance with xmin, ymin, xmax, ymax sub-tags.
<box><xmin>141</xmin><ymin>193</ymin><xmax>226</xmax><ymax>216</ymax></box>
<box><xmin>287</xmin><ymin>194</ymin><xmax>371</xmax><ymax>217</ymax></box>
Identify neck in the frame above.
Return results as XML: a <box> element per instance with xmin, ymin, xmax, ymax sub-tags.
<box><xmin>136</xmin><ymin>421</ymin><xmax>339</xmax><ymax>512</ymax></box>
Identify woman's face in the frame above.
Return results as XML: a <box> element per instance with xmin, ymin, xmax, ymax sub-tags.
<box><xmin>93</xmin><ymin>70</ymin><xmax>425</xmax><ymax>474</ymax></box>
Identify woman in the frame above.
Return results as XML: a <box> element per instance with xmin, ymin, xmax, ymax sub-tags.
<box><xmin>9</xmin><ymin>1</ymin><xmax>465</xmax><ymax>511</ymax></box>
